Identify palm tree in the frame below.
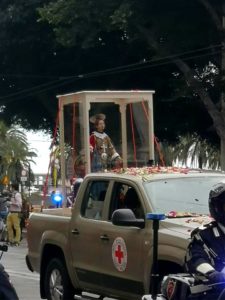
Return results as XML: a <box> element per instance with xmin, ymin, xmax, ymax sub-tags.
<box><xmin>0</xmin><ymin>121</ymin><xmax>37</xmax><ymax>184</ymax></box>
<box><xmin>155</xmin><ymin>134</ymin><xmax>220</xmax><ymax>170</ymax></box>
<box><xmin>174</xmin><ymin>133</ymin><xmax>220</xmax><ymax>169</ymax></box>
<box><xmin>154</xmin><ymin>140</ymin><xmax>176</xmax><ymax>166</ymax></box>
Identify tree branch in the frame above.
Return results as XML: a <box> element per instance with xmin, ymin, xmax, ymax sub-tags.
<box><xmin>174</xmin><ymin>58</ymin><xmax>225</xmax><ymax>139</ymax></box>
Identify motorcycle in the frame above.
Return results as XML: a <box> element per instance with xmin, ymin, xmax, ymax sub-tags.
<box><xmin>143</xmin><ymin>273</ymin><xmax>225</xmax><ymax>300</ymax></box>
<box><xmin>143</xmin><ymin>214</ymin><xmax>225</xmax><ymax>300</ymax></box>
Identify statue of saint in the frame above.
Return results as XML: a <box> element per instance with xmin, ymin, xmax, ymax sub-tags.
<box><xmin>89</xmin><ymin>114</ymin><xmax>122</xmax><ymax>172</ymax></box>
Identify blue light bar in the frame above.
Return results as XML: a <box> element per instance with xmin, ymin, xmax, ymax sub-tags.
<box><xmin>146</xmin><ymin>213</ymin><xmax>166</xmax><ymax>220</ymax></box>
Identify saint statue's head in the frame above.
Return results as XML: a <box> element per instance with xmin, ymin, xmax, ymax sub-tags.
<box><xmin>90</xmin><ymin>113</ymin><xmax>106</xmax><ymax>133</ymax></box>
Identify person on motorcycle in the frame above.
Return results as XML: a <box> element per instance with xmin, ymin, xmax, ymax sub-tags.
<box><xmin>186</xmin><ymin>182</ymin><xmax>225</xmax><ymax>285</ymax></box>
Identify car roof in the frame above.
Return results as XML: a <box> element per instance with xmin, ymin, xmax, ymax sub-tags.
<box><xmin>85</xmin><ymin>167</ymin><xmax>225</xmax><ymax>183</ymax></box>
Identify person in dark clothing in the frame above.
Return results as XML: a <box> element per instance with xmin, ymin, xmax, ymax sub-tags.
<box><xmin>0</xmin><ymin>263</ymin><xmax>19</xmax><ymax>299</ymax></box>
<box><xmin>0</xmin><ymin>190</ymin><xmax>9</xmax><ymax>220</ymax></box>
<box><xmin>66</xmin><ymin>178</ymin><xmax>83</xmax><ymax>207</ymax></box>
<box><xmin>73</xmin><ymin>178</ymin><xmax>83</xmax><ymax>200</ymax></box>
<box><xmin>185</xmin><ymin>182</ymin><xmax>225</xmax><ymax>298</ymax></box>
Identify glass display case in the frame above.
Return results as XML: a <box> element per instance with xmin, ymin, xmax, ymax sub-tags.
<box><xmin>57</xmin><ymin>90</ymin><xmax>155</xmax><ymax>196</ymax></box>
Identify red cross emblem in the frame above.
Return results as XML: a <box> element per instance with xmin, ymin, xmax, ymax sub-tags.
<box><xmin>112</xmin><ymin>237</ymin><xmax>127</xmax><ymax>272</ymax></box>
<box><xmin>115</xmin><ymin>245</ymin><xmax>124</xmax><ymax>264</ymax></box>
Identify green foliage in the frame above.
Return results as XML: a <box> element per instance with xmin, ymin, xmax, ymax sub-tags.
<box><xmin>0</xmin><ymin>121</ymin><xmax>37</xmax><ymax>183</ymax></box>
<box><xmin>0</xmin><ymin>0</ymin><xmax>223</xmax><ymax>158</ymax></box>
<box><xmin>38</xmin><ymin>0</ymin><xmax>127</xmax><ymax>48</ymax></box>
<box><xmin>175</xmin><ymin>133</ymin><xmax>220</xmax><ymax>169</ymax></box>
<box><xmin>37</xmin><ymin>0</ymin><xmax>223</xmax><ymax>141</ymax></box>
<box><xmin>38</xmin><ymin>0</ymin><xmax>220</xmax><ymax>54</ymax></box>
<box><xmin>157</xmin><ymin>133</ymin><xmax>220</xmax><ymax>169</ymax></box>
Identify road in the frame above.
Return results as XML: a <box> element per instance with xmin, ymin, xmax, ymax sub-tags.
<box><xmin>1</xmin><ymin>233</ymin><xmax>40</xmax><ymax>300</ymax></box>
<box><xmin>1</xmin><ymin>231</ymin><xmax>116</xmax><ymax>300</ymax></box>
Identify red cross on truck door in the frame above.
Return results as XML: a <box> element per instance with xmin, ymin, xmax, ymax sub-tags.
<box><xmin>100</xmin><ymin>182</ymin><xmax>146</xmax><ymax>295</ymax></box>
<box><xmin>115</xmin><ymin>245</ymin><xmax>123</xmax><ymax>264</ymax></box>
<box><xmin>112</xmin><ymin>237</ymin><xmax>127</xmax><ymax>272</ymax></box>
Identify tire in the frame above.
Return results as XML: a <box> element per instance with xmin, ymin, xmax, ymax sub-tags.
<box><xmin>44</xmin><ymin>258</ymin><xmax>76</xmax><ymax>300</ymax></box>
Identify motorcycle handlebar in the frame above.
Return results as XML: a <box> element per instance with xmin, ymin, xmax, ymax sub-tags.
<box><xmin>194</xmin><ymin>274</ymin><xmax>225</xmax><ymax>286</ymax></box>
<box><xmin>190</xmin><ymin>274</ymin><xmax>225</xmax><ymax>295</ymax></box>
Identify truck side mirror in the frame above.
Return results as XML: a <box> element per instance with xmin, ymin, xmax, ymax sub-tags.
<box><xmin>112</xmin><ymin>209</ymin><xmax>145</xmax><ymax>229</ymax></box>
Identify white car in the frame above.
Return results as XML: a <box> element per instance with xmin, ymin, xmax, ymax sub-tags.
<box><xmin>24</xmin><ymin>186</ymin><xmax>39</xmax><ymax>194</ymax></box>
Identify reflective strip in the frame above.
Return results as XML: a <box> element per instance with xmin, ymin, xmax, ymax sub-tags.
<box><xmin>196</xmin><ymin>263</ymin><xmax>215</xmax><ymax>275</ymax></box>
<box><xmin>208</xmin><ymin>247</ymin><xmax>218</xmax><ymax>258</ymax></box>
<box><xmin>202</xmin><ymin>244</ymin><xmax>215</xmax><ymax>266</ymax></box>
<box><xmin>195</xmin><ymin>233</ymin><xmax>216</xmax><ymax>266</ymax></box>
<box><xmin>218</xmin><ymin>223</ymin><xmax>225</xmax><ymax>234</ymax></box>
<box><xmin>213</xmin><ymin>227</ymin><xmax>220</xmax><ymax>237</ymax></box>
<box><xmin>195</xmin><ymin>233</ymin><xmax>201</xmax><ymax>241</ymax></box>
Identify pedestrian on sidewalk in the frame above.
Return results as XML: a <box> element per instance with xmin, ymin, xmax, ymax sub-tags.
<box><xmin>6</xmin><ymin>184</ymin><xmax>22</xmax><ymax>246</ymax></box>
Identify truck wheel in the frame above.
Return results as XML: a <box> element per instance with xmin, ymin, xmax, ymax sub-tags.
<box><xmin>45</xmin><ymin>258</ymin><xmax>75</xmax><ymax>300</ymax></box>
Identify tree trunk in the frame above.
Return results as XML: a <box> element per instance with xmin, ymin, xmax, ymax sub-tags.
<box><xmin>198</xmin><ymin>155</ymin><xmax>203</xmax><ymax>169</ymax></box>
<box><xmin>221</xmin><ymin>10</ymin><xmax>225</xmax><ymax>170</ymax></box>
<box><xmin>221</xmin><ymin>138</ymin><xmax>225</xmax><ymax>170</ymax></box>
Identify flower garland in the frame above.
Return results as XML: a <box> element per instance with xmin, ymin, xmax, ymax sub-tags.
<box><xmin>112</xmin><ymin>166</ymin><xmax>190</xmax><ymax>177</ymax></box>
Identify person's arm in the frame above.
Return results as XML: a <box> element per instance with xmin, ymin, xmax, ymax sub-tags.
<box><xmin>106</xmin><ymin>136</ymin><xmax>121</xmax><ymax>161</ymax></box>
<box><xmin>186</xmin><ymin>232</ymin><xmax>215</xmax><ymax>275</ymax></box>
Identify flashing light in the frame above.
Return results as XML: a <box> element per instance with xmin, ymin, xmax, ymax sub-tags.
<box><xmin>146</xmin><ymin>213</ymin><xmax>166</xmax><ymax>221</ymax></box>
<box><xmin>54</xmin><ymin>194</ymin><xmax>62</xmax><ymax>202</ymax></box>
<box><xmin>51</xmin><ymin>191</ymin><xmax>63</xmax><ymax>204</ymax></box>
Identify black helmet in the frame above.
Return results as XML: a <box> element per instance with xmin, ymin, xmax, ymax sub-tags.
<box><xmin>209</xmin><ymin>182</ymin><xmax>225</xmax><ymax>225</ymax></box>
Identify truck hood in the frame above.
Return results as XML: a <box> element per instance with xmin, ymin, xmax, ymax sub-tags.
<box><xmin>160</xmin><ymin>215</ymin><xmax>212</xmax><ymax>238</ymax></box>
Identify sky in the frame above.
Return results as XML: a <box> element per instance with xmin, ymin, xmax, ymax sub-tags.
<box><xmin>25</xmin><ymin>130</ymin><xmax>52</xmax><ymax>174</ymax></box>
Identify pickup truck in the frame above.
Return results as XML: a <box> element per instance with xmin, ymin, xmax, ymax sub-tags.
<box><xmin>26</xmin><ymin>168</ymin><xmax>225</xmax><ymax>300</ymax></box>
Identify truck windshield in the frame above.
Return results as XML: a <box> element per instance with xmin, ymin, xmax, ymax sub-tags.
<box><xmin>143</xmin><ymin>176</ymin><xmax>225</xmax><ymax>216</ymax></box>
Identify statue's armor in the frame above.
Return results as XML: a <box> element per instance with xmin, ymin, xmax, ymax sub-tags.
<box><xmin>90</xmin><ymin>131</ymin><xmax>120</xmax><ymax>172</ymax></box>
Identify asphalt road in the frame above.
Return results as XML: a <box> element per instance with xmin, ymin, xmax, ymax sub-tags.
<box><xmin>1</xmin><ymin>234</ymin><xmax>40</xmax><ymax>300</ymax></box>
<box><xmin>1</xmin><ymin>232</ymin><xmax>117</xmax><ymax>300</ymax></box>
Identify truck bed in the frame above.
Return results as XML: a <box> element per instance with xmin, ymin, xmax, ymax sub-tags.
<box><xmin>27</xmin><ymin>208</ymin><xmax>72</xmax><ymax>273</ymax></box>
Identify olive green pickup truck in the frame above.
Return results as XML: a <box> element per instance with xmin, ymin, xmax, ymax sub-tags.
<box><xmin>26</xmin><ymin>169</ymin><xmax>224</xmax><ymax>300</ymax></box>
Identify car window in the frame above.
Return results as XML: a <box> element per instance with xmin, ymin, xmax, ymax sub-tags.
<box><xmin>109</xmin><ymin>182</ymin><xmax>144</xmax><ymax>219</ymax></box>
<box><xmin>143</xmin><ymin>176</ymin><xmax>225</xmax><ymax>215</ymax></box>
<box><xmin>82</xmin><ymin>180</ymin><xmax>109</xmax><ymax>220</ymax></box>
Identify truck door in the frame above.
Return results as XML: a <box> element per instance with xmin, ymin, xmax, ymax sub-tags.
<box><xmin>69</xmin><ymin>180</ymin><xmax>109</xmax><ymax>292</ymax></box>
<box><xmin>99</xmin><ymin>182</ymin><xmax>148</xmax><ymax>297</ymax></box>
